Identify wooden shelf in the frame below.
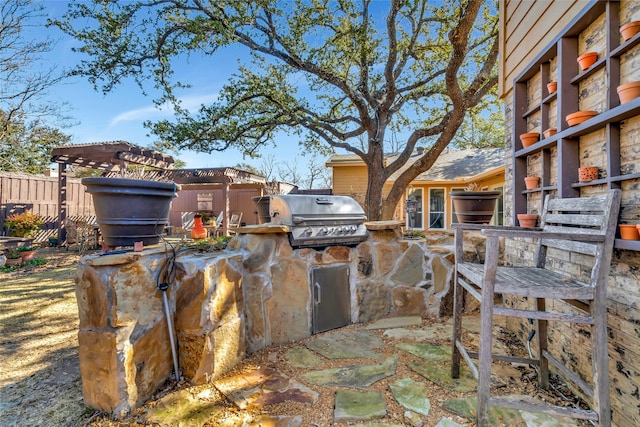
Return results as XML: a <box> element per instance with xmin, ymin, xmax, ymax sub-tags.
<box><xmin>511</xmin><ymin>1</ymin><xmax>640</xmax><ymax>251</ymax></box>
<box><xmin>614</xmin><ymin>239</ymin><xmax>640</xmax><ymax>251</ymax></box>
<box><xmin>569</xmin><ymin>58</ymin><xmax>606</xmax><ymax>84</ymax></box>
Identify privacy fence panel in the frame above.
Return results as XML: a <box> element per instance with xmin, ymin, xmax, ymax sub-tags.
<box><xmin>0</xmin><ymin>172</ymin><xmax>93</xmax><ymax>243</ymax></box>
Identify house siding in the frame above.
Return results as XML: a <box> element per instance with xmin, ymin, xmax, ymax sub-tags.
<box><xmin>501</xmin><ymin>2</ymin><xmax>640</xmax><ymax>425</ymax></box>
<box><xmin>499</xmin><ymin>0</ymin><xmax>586</xmax><ymax>96</ymax></box>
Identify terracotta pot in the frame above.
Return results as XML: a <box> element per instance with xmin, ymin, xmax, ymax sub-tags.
<box><xmin>524</xmin><ymin>176</ymin><xmax>540</xmax><ymax>190</ymax></box>
<box><xmin>566</xmin><ymin>110</ymin><xmax>598</xmax><ymax>126</ymax></box>
<box><xmin>543</xmin><ymin>128</ymin><xmax>557</xmax><ymax>139</ymax></box>
<box><xmin>6</xmin><ymin>257</ymin><xmax>22</xmax><ymax>266</ymax></box>
<box><xmin>547</xmin><ymin>81</ymin><xmax>557</xmax><ymax>94</ymax></box>
<box><xmin>577</xmin><ymin>52</ymin><xmax>598</xmax><ymax>71</ymax></box>
<box><xmin>519</xmin><ymin>132</ymin><xmax>540</xmax><ymax>148</ymax></box>
<box><xmin>637</xmin><ymin>224</ymin><xmax>640</xmax><ymax>236</ymax></box>
<box><xmin>578</xmin><ymin>166</ymin><xmax>598</xmax><ymax>182</ymax></box>
<box><xmin>20</xmin><ymin>250</ymin><xmax>36</xmax><ymax>262</ymax></box>
<box><xmin>620</xmin><ymin>21</ymin><xmax>640</xmax><ymax>42</ymax></box>
<box><xmin>619</xmin><ymin>224</ymin><xmax>639</xmax><ymax>240</ymax></box>
<box><xmin>191</xmin><ymin>215</ymin><xmax>208</xmax><ymax>240</ymax></box>
<box><xmin>517</xmin><ymin>214</ymin><xmax>538</xmax><ymax>228</ymax></box>
<box><xmin>617</xmin><ymin>81</ymin><xmax>640</xmax><ymax>104</ymax></box>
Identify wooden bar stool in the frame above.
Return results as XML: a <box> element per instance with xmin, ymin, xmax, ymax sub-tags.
<box><xmin>451</xmin><ymin>190</ymin><xmax>621</xmax><ymax>427</ymax></box>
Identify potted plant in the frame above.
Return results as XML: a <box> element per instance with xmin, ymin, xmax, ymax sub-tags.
<box><xmin>17</xmin><ymin>246</ymin><xmax>37</xmax><ymax>262</ymax></box>
<box><xmin>450</xmin><ymin>183</ymin><xmax>501</xmax><ymax>224</ymax></box>
<box><xmin>4</xmin><ymin>211</ymin><xmax>44</xmax><ymax>238</ymax></box>
<box><xmin>82</xmin><ymin>177</ymin><xmax>181</xmax><ymax>247</ymax></box>
<box><xmin>5</xmin><ymin>248</ymin><xmax>23</xmax><ymax>266</ymax></box>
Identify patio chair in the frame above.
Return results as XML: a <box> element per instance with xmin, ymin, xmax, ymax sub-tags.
<box><xmin>227</xmin><ymin>212</ymin><xmax>243</xmax><ymax>235</ymax></box>
<box><xmin>451</xmin><ymin>189</ymin><xmax>621</xmax><ymax>427</ymax></box>
<box><xmin>208</xmin><ymin>211</ymin><xmax>224</xmax><ymax>238</ymax></box>
<box><xmin>63</xmin><ymin>216</ymin><xmax>98</xmax><ymax>253</ymax></box>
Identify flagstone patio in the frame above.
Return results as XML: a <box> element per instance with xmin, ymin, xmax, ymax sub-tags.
<box><xmin>142</xmin><ymin>316</ymin><xmax>588</xmax><ymax>427</ymax></box>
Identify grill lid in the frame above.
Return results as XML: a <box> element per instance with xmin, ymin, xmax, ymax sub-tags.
<box><xmin>269</xmin><ymin>195</ymin><xmax>368</xmax><ymax>247</ymax></box>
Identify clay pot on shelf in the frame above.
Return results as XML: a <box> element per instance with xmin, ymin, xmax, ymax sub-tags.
<box><xmin>620</xmin><ymin>21</ymin><xmax>640</xmax><ymax>42</ymax></box>
<box><xmin>543</xmin><ymin>127</ymin><xmax>557</xmax><ymax>138</ymax></box>
<box><xmin>517</xmin><ymin>214</ymin><xmax>538</xmax><ymax>228</ymax></box>
<box><xmin>617</xmin><ymin>81</ymin><xmax>640</xmax><ymax>104</ymax></box>
<box><xmin>547</xmin><ymin>81</ymin><xmax>557</xmax><ymax>94</ymax></box>
<box><xmin>519</xmin><ymin>132</ymin><xmax>540</xmax><ymax>148</ymax></box>
<box><xmin>619</xmin><ymin>224</ymin><xmax>639</xmax><ymax>240</ymax></box>
<box><xmin>578</xmin><ymin>166</ymin><xmax>598</xmax><ymax>182</ymax></box>
<box><xmin>577</xmin><ymin>52</ymin><xmax>598</xmax><ymax>71</ymax></box>
<box><xmin>566</xmin><ymin>110</ymin><xmax>598</xmax><ymax>126</ymax></box>
<box><xmin>524</xmin><ymin>176</ymin><xmax>540</xmax><ymax>190</ymax></box>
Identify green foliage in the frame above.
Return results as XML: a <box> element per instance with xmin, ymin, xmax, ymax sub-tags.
<box><xmin>1</xmin><ymin>257</ymin><xmax>47</xmax><ymax>272</ymax></box>
<box><xmin>0</xmin><ymin>1</ymin><xmax>71</xmax><ymax>153</ymax></box>
<box><xmin>54</xmin><ymin>0</ymin><xmax>500</xmax><ymax>220</ymax></box>
<box><xmin>0</xmin><ymin>112</ymin><xmax>71</xmax><ymax>174</ymax></box>
<box><xmin>5</xmin><ymin>248</ymin><xmax>22</xmax><ymax>259</ymax></box>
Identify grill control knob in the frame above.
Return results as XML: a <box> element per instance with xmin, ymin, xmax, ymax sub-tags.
<box><xmin>304</xmin><ymin>227</ymin><xmax>313</xmax><ymax>236</ymax></box>
<box><xmin>349</xmin><ymin>225</ymin><xmax>357</xmax><ymax>232</ymax></box>
<box><xmin>319</xmin><ymin>227</ymin><xmax>329</xmax><ymax>235</ymax></box>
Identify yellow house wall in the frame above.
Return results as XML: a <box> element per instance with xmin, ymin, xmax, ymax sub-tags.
<box><xmin>332</xmin><ymin>165</ymin><xmax>505</xmax><ymax>230</ymax></box>
<box><xmin>501</xmin><ymin>2</ymin><xmax>640</xmax><ymax>425</ymax></box>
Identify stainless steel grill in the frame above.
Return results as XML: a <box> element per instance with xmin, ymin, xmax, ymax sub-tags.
<box><xmin>268</xmin><ymin>195</ymin><xmax>368</xmax><ymax>248</ymax></box>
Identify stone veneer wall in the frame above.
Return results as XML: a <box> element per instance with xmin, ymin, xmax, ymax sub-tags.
<box><xmin>502</xmin><ymin>5</ymin><xmax>640</xmax><ymax>425</ymax></box>
<box><xmin>75</xmin><ymin>221</ymin><xmax>476</xmax><ymax>417</ymax></box>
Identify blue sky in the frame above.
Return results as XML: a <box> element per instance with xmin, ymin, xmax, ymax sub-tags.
<box><xmin>39</xmin><ymin>1</ymin><xmax>310</xmax><ymax>171</ymax></box>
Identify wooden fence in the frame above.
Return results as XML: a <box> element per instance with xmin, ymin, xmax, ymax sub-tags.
<box><xmin>0</xmin><ymin>172</ymin><xmax>94</xmax><ymax>244</ymax></box>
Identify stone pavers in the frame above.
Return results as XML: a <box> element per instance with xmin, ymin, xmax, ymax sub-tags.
<box><xmin>144</xmin><ymin>316</ymin><xmax>587</xmax><ymax>426</ymax></box>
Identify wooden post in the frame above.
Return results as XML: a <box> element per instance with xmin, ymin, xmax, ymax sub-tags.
<box><xmin>57</xmin><ymin>163</ymin><xmax>68</xmax><ymax>245</ymax></box>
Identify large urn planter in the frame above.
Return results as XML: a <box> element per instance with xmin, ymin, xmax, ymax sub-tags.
<box><xmin>617</xmin><ymin>81</ymin><xmax>640</xmax><ymax>104</ymax></box>
<box><xmin>450</xmin><ymin>191</ymin><xmax>500</xmax><ymax>224</ymax></box>
<box><xmin>82</xmin><ymin>177</ymin><xmax>180</xmax><ymax>247</ymax></box>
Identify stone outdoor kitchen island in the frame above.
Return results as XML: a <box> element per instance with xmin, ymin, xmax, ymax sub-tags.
<box><xmin>74</xmin><ymin>222</ymin><xmax>482</xmax><ymax>416</ymax></box>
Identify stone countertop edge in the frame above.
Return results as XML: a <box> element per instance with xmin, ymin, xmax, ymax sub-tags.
<box><xmin>364</xmin><ymin>220</ymin><xmax>404</xmax><ymax>230</ymax></box>
<box><xmin>82</xmin><ymin>245</ymin><xmax>171</xmax><ymax>266</ymax></box>
<box><xmin>234</xmin><ymin>224</ymin><xmax>290</xmax><ymax>234</ymax></box>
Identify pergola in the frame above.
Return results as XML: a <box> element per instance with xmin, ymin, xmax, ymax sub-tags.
<box><xmin>51</xmin><ymin>141</ymin><xmax>175</xmax><ymax>243</ymax></box>
<box><xmin>105</xmin><ymin>167</ymin><xmax>268</xmax><ymax>236</ymax></box>
<box><xmin>50</xmin><ymin>141</ymin><xmax>269</xmax><ymax>241</ymax></box>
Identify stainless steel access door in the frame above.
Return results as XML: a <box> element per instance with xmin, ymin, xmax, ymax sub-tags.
<box><xmin>311</xmin><ymin>264</ymin><xmax>351</xmax><ymax>334</ymax></box>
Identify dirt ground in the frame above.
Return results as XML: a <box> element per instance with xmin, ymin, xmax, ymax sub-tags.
<box><xmin>0</xmin><ymin>248</ymin><xmax>590</xmax><ymax>427</ymax></box>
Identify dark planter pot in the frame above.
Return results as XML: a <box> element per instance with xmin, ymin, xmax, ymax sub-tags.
<box><xmin>252</xmin><ymin>196</ymin><xmax>271</xmax><ymax>224</ymax></box>
<box><xmin>450</xmin><ymin>191</ymin><xmax>501</xmax><ymax>224</ymax></box>
<box><xmin>82</xmin><ymin>177</ymin><xmax>180</xmax><ymax>247</ymax></box>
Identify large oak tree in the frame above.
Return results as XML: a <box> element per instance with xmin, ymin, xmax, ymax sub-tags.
<box><xmin>56</xmin><ymin>0</ymin><xmax>498</xmax><ymax>220</ymax></box>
